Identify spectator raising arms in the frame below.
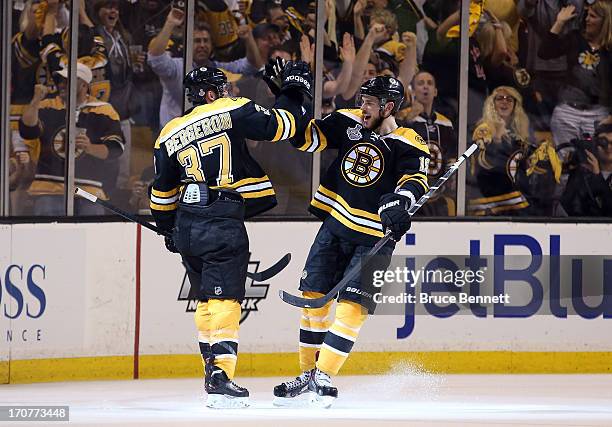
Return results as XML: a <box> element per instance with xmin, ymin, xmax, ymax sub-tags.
<box><xmin>147</xmin><ymin>7</ymin><xmax>263</xmax><ymax>127</ymax></box>
<box><xmin>540</xmin><ymin>1</ymin><xmax>612</xmax><ymax>157</ymax></box>
<box><xmin>19</xmin><ymin>63</ymin><xmax>124</xmax><ymax>216</ymax></box>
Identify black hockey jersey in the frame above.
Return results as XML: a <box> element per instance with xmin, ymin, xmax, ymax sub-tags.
<box><xmin>19</xmin><ymin>95</ymin><xmax>124</xmax><ymax>199</ymax></box>
<box><xmin>150</xmin><ymin>96</ymin><xmax>297</xmax><ymax>230</ymax></box>
<box><xmin>407</xmin><ymin>110</ymin><xmax>457</xmax><ymax>216</ymax></box>
<box><xmin>295</xmin><ymin>109</ymin><xmax>430</xmax><ymax>245</ymax></box>
<box><xmin>468</xmin><ymin>123</ymin><xmax>529</xmax><ymax>215</ymax></box>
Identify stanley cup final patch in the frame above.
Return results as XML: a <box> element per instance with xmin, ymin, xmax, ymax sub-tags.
<box><xmin>347</xmin><ymin>124</ymin><xmax>363</xmax><ymax>141</ymax></box>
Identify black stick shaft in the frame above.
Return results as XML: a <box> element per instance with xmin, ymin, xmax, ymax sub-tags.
<box><xmin>75</xmin><ymin>188</ymin><xmax>170</xmax><ymax>236</ymax></box>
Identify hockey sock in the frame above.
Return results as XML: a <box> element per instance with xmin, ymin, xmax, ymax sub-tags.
<box><xmin>299</xmin><ymin>291</ymin><xmax>333</xmax><ymax>372</ymax></box>
<box><xmin>194</xmin><ymin>301</ymin><xmax>212</xmax><ymax>373</ymax></box>
<box><xmin>316</xmin><ymin>300</ymin><xmax>367</xmax><ymax>375</ymax></box>
<box><xmin>208</xmin><ymin>299</ymin><xmax>241</xmax><ymax>379</ymax></box>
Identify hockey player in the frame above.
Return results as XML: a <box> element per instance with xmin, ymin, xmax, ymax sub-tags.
<box><xmin>150</xmin><ymin>62</ymin><xmax>311</xmax><ymax>408</ymax></box>
<box><xmin>265</xmin><ymin>68</ymin><xmax>431</xmax><ymax>407</ymax></box>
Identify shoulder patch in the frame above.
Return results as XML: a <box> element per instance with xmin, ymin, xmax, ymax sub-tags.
<box><xmin>387</xmin><ymin>127</ymin><xmax>430</xmax><ymax>154</ymax></box>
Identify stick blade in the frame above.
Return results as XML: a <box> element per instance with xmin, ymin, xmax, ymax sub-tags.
<box><xmin>248</xmin><ymin>253</ymin><xmax>291</xmax><ymax>281</ymax></box>
<box><xmin>278</xmin><ymin>289</ymin><xmax>330</xmax><ymax>308</ymax></box>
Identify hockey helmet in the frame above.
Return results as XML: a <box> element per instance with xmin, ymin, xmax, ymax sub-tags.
<box><xmin>184</xmin><ymin>66</ymin><xmax>228</xmax><ymax>105</ymax></box>
<box><xmin>357</xmin><ymin>76</ymin><xmax>405</xmax><ymax>114</ymax></box>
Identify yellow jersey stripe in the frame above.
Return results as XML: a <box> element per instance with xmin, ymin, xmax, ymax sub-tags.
<box><xmin>214</xmin><ymin>176</ymin><xmax>271</xmax><ymax>189</ymax></box>
<box><xmin>150</xmin><ymin>201</ymin><xmax>178</xmax><ymax>211</ymax></box>
<box><xmin>317</xmin><ymin>186</ymin><xmax>380</xmax><ymax>221</ymax></box>
<box><xmin>405</xmin><ymin>177</ymin><xmax>429</xmax><ymax>192</ymax></box>
<box><xmin>272</xmin><ymin>110</ymin><xmax>285</xmax><ymax>142</ymax></box>
<box><xmin>397</xmin><ymin>173</ymin><xmax>427</xmax><ymax>187</ymax></box>
<box><xmin>151</xmin><ymin>187</ymin><xmax>179</xmax><ymax>197</ymax></box>
<box><xmin>240</xmin><ymin>189</ymin><xmax>275</xmax><ymax>199</ymax></box>
<box><xmin>300</xmin><ymin>121</ymin><xmax>315</xmax><ymax>151</ymax></box>
<box><xmin>311</xmin><ymin>199</ymin><xmax>384</xmax><ymax>238</ymax></box>
<box><xmin>470</xmin><ymin>191</ymin><xmax>524</xmax><ymax>204</ymax></box>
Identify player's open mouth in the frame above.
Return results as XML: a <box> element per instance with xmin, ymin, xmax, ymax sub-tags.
<box><xmin>363</xmin><ymin>114</ymin><xmax>371</xmax><ymax>123</ymax></box>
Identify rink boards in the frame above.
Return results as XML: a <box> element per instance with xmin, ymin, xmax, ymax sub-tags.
<box><xmin>0</xmin><ymin>221</ymin><xmax>611</xmax><ymax>383</ymax></box>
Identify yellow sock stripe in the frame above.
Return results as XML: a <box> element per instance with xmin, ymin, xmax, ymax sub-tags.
<box><xmin>300</xmin><ymin>319</ymin><xmax>331</xmax><ymax>331</ymax></box>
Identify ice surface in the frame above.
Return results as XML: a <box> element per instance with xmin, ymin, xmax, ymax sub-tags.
<box><xmin>1</xmin><ymin>372</ymin><xmax>612</xmax><ymax>426</ymax></box>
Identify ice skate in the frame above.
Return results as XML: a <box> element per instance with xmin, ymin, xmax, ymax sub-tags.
<box><xmin>307</xmin><ymin>368</ymin><xmax>337</xmax><ymax>408</ymax></box>
<box><xmin>204</xmin><ymin>363</ymin><xmax>249</xmax><ymax>408</ymax></box>
<box><xmin>272</xmin><ymin>371</ymin><xmax>311</xmax><ymax>407</ymax></box>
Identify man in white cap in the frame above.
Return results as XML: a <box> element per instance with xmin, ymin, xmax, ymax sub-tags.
<box><xmin>19</xmin><ymin>62</ymin><xmax>125</xmax><ymax>215</ymax></box>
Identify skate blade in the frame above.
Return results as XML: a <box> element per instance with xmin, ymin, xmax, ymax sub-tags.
<box><xmin>308</xmin><ymin>392</ymin><xmax>336</xmax><ymax>409</ymax></box>
<box><xmin>206</xmin><ymin>394</ymin><xmax>249</xmax><ymax>409</ymax></box>
<box><xmin>272</xmin><ymin>393</ymin><xmax>310</xmax><ymax>408</ymax></box>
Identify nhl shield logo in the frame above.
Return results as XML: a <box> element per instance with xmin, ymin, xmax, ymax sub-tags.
<box><xmin>214</xmin><ymin>286</ymin><xmax>222</xmax><ymax>295</ymax></box>
<box><xmin>347</xmin><ymin>124</ymin><xmax>363</xmax><ymax>141</ymax></box>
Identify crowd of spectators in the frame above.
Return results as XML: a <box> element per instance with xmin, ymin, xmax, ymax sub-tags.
<box><xmin>6</xmin><ymin>0</ymin><xmax>612</xmax><ymax>217</ymax></box>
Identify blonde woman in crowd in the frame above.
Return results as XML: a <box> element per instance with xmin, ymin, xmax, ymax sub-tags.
<box><xmin>469</xmin><ymin>86</ymin><xmax>533</xmax><ymax>216</ymax></box>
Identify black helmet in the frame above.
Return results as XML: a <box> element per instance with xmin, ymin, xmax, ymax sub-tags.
<box><xmin>184</xmin><ymin>66</ymin><xmax>228</xmax><ymax>105</ymax></box>
<box><xmin>357</xmin><ymin>76</ymin><xmax>405</xmax><ymax>114</ymax></box>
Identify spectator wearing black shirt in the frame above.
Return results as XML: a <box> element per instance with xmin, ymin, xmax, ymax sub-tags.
<box><xmin>93</xmin><ymin>0</ymin><xmax>140</xmax><ymax>190</ymax></box>
<box><xmin>405</xmin><ymin>70</ymin><xmax>457</xmax><ymax>216</ymax></box>
<box><xmin>540</xmin><ymin>1</ymin><xmax>612</xmax><ymax>159</ymax></box>
<box><xmin>517</xmin><ymin>0</ymin><xmax>584</xmax><ymax>130</ymax></box>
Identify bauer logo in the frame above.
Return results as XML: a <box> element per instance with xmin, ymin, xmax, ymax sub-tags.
<box><xmin>394</xmin><ymin>234</ymin><xmax>612</xmax><ymax>339</ymax></box>
<box><xmin>177</xmin><ymin>254</ymin><xmax>270</xmax><ymax>323</ymax></box>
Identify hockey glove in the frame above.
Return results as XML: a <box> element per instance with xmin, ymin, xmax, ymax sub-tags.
<box><xmin>378</xmin><ymin>193</ymin><xmax>412</xmax><ymax>241</ymax></box>
<box><xmin>262</xmin><ymin>57</ymin><xmax>286</xmax><ymax>96</ymax></box>
<box><xmin>164</xmin><ymin>235</ymin><xmax>180</xmax><ymax>254</ymax></box>
<box><xmin>281</xmin><ymin>60</ymin><xmax>313</xmax><ymax>99</ymax></box>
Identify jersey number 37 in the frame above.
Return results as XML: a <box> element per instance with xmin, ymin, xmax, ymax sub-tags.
<box><xmin>177</xmin><ymin>133</ymin><xmax>233</xmax><ymax>186</ymax></box>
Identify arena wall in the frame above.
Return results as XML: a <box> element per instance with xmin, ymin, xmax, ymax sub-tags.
<box><xmin>1</xmin><ymin>222</ymin><xmax>611</xmax><ymax>383</ymax></box>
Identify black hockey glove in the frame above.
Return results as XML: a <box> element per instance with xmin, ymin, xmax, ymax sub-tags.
<box><xmin>378</xmin><ymin>193</ymin><xmax>412</xmax><ymax>241</ymax></box>
<box><xmin>262</xmin><ymin>57</ymin><xmax>286</xmax><ymax>96</ymax></box>
<box><xmin>281</xmin><ymin>60</ymin><xmax>313</xmax><ymax>99</ymax></box>
<box><xmin>164</xmin><ymin>235</ymin><xmax>180</xmax><ymax>254</ymax></box>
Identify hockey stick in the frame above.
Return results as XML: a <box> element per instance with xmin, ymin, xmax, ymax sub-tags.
<box><xmin>75</xmin><ymin>187</ymin><xmax>291</xmax><ymax>281</ymax></box>
<box><xmin>279</xmin><ymin>143</ymin><xmax>479</xmax><ymax>308</ymax></box>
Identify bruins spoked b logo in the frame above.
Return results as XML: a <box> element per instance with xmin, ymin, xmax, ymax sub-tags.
<box><xmin>342</xmin><ymin>143</ymin><xmax>384</xmax><ymax>187</ymax></box>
